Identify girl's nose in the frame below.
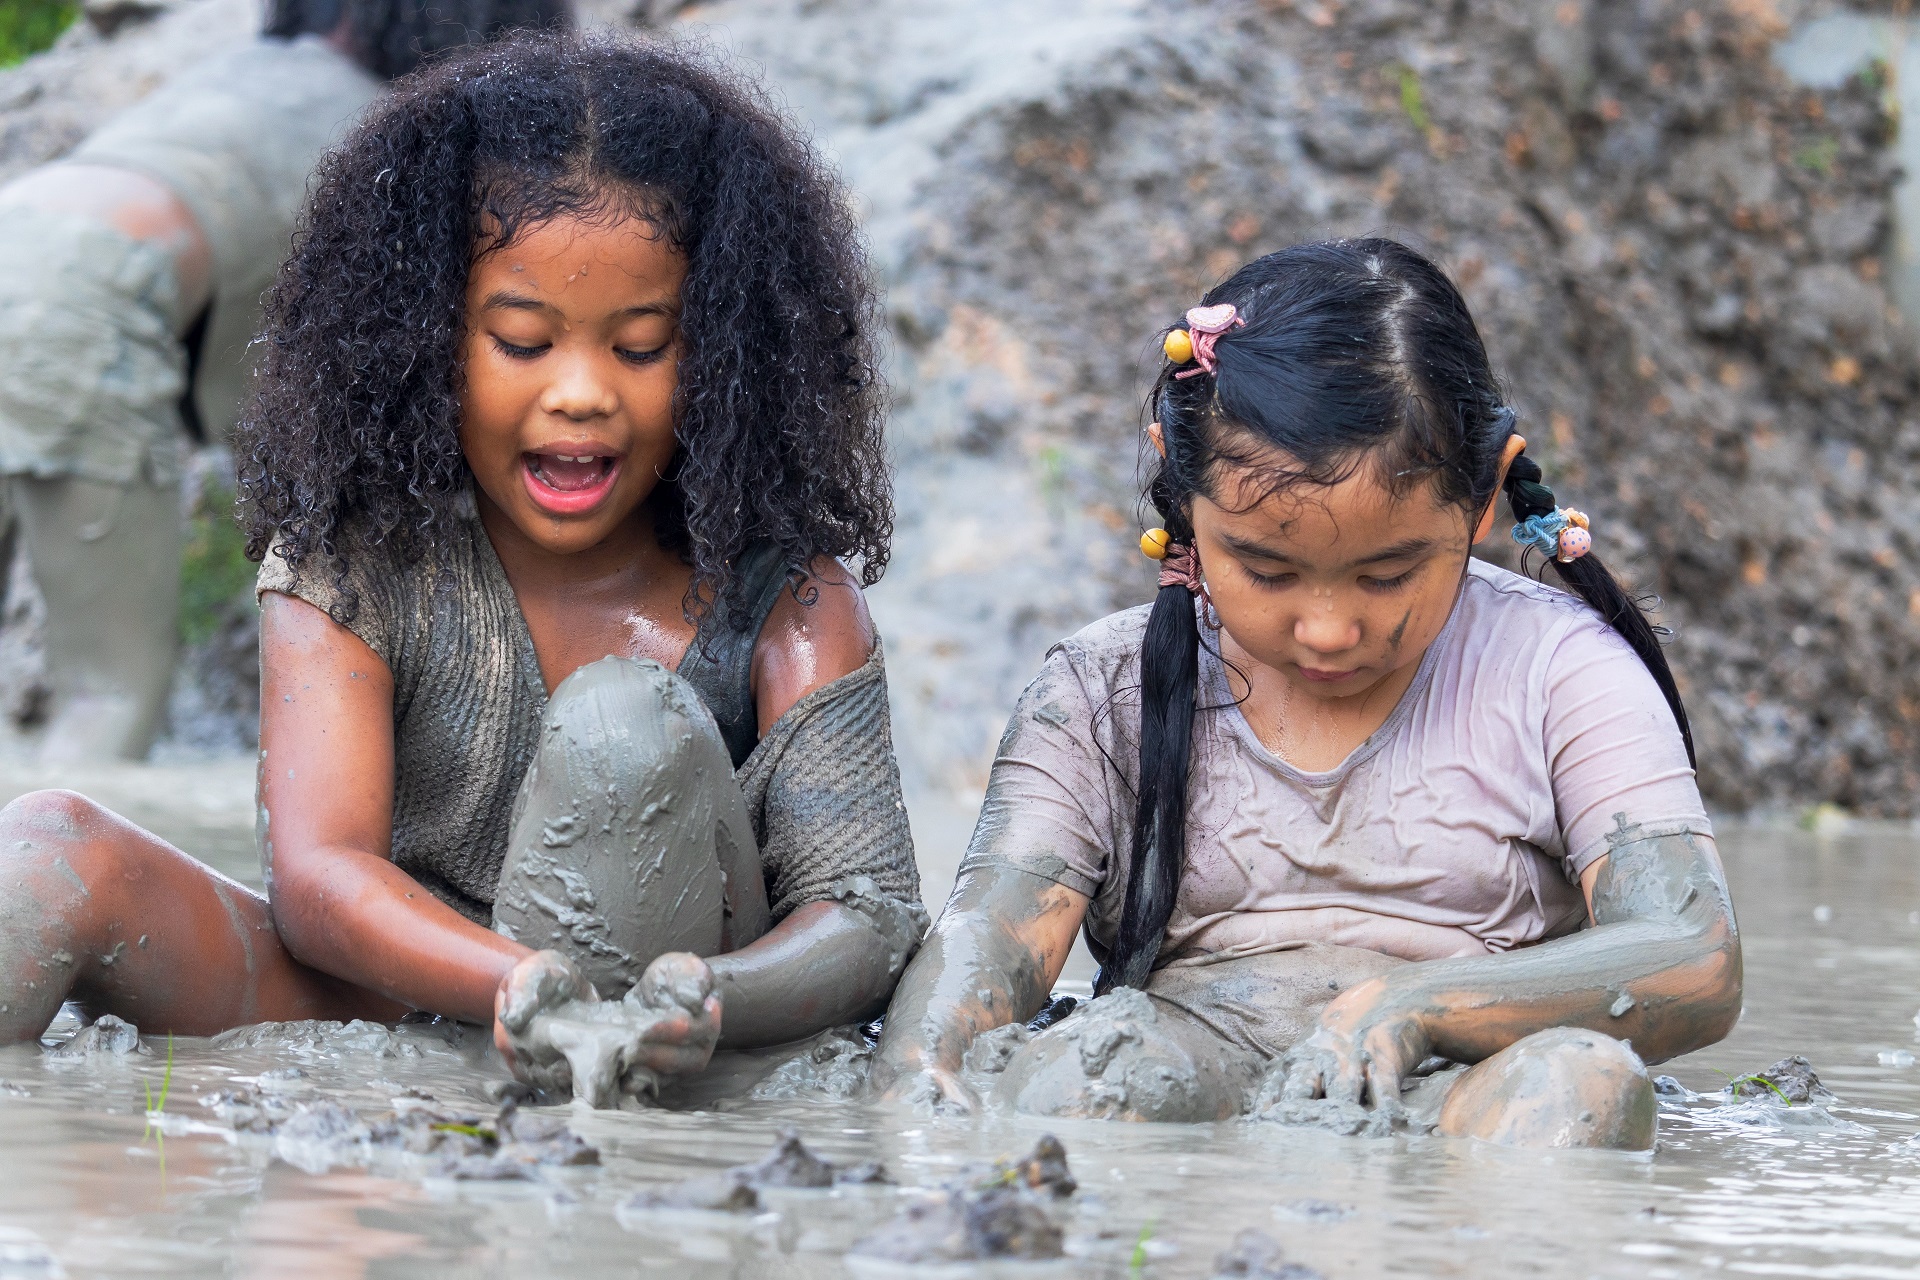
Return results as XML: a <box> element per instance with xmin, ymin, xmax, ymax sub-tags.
<box><xmin>539</xmin><ymin>352</ymin><xmax>618</xmax><ymax>421</ymax></box>
<box><xmin>1292</xmin><ymin>608</ymin><xmax>1362</xmax><ymax>655</ymax></box>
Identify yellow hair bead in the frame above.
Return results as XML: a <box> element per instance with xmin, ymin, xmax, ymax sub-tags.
<box><xmin>1163</xmin><ymin>329</ymin><xmax>1195</xmax><ymax>364</ymax></box>
<box><xmin>1140</xmin><ymin>528</ymin><xmax>1173</xmax><ymax>560</ymax></box>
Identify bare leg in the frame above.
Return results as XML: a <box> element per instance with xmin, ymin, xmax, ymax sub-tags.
<box><xmin>1433</xmin><ymin>1026</ymin><xmax>1655</xmax><ymax>1150</ymax></box>
<box><xmin>491</xmin><ymin>656</ymin><xmax>770</xmax><ymax>999</ymax></box>
<box><xmin>0</xmin><ymin>789</ymin><xmax>396</xmax><ymax>1043</ymax></box>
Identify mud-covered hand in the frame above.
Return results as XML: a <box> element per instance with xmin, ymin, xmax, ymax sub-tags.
<box><xmin>1281</xmin><ymin>976</ymin><xmax>1432</xmax><ymax>1109</ymax></box>
<box><xmin>494</xmin><ymin>950</ymin><xmax>723</xmax><ymax>1107</ymax></box>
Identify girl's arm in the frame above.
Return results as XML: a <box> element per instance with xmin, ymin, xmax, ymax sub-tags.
<box><xmin>698</xmin><ymin>559</ymin><xmax>916</xmax><ymax>1048</ymax></box>
<box><xmin>868</xmin><ymin>863</ymin><xmax>1089</xmax><ymax>1109</ymax></box>
<box><xmin>257</xmin><ymin>591</ymin><xmax>527</xmax><ymax>1023</ymax></box>
<box><xmin>1284</xmin><ymin>824</ymin><xmax>1742</xmax><ymax>1107</ymax></box>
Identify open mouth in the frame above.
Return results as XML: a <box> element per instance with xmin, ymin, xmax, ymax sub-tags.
<box><xmin>522</xmin><ymin>451</ymin><xmax>621</xmax><ymax>515</ymax></box>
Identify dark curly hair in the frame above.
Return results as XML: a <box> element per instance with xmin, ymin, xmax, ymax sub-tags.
<box><xmin>263</xmin><ymin>0</ymin><xmax>572</xmax><ymax>81</ymax></box>
<box><xmin>236</xmin><ymin>30</ymin><xmax>892</xmax><ymax>621</ymax></box>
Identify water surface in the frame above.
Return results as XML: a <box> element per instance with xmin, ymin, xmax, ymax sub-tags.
<box><xmin>1</xmin><ymin>815</ymin><xmax>1916</xmax><ymax>1278</ymax></box>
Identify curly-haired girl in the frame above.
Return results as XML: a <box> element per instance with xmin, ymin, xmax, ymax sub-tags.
<box><xmin>0</xmin><ymin>32</ymin><xmax>924</xmax><ymax>1104</ymax></box>
<box><xmin>874</xmin><ymin>240</ymin><xmax>1741</xmax><ymax>1148</ymax></box>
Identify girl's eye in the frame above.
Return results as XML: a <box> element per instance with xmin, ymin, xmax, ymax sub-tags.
<box><xmin>615</xmin><ymin>345</ymin><xmax>669</xmax><ymax>367</ymax></box>
<box><xmin>1246</xmin><ymin>568</ymin><xmax>1296</xmax><ymax>590</ymax></box>
<box><xmin>492</xmin><ymin>336</ymin><xmax>549</xmax><ymax>359</ymax></box>
<box><xmin>1359</xmin><ymin>569</ymin><xmax>1417</xmax><ymax>593</ymax></box>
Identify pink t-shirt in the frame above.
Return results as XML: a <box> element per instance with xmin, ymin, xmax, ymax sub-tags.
<box><xmin>960</xmin><ymin>559</ymin><xmax>1712</xmax><ymax>966</ymax></box>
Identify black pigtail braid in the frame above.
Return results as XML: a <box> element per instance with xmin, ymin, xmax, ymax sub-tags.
<box><xmin>1503</xmin><ymin>451</ymin><xmax>1696</xmax><ymax>769</ymax></box>
<box><xmin>1102</xmin><ymin>483</ymin><xmax>1200</xmax><ymax>994</ymax></box>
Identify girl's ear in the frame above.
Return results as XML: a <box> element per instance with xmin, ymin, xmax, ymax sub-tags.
<box><xmin>1146</xmin><ymin>421</ymin><xmax>1167</xmax><ymax>458</ymax></box>
<box><xmin>1472</xmin><ymin>434</ymin><xmax>1528</xmax><ymax>545</ymax></box>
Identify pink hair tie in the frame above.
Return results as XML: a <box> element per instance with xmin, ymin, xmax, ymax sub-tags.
<box><xmin>1156</xmin><ymin>542</ymin><xmax>1204</xmax><ymax>594</ymax></box>
<box><xmin>1168</xmin><ymin>303</ymin><xmax>1246</xmax><ymax>379</ymax></box>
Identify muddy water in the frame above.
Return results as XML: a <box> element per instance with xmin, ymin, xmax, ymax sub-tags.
<box><xmin>1</xmin><ymin>811</ymin><xmax>1918</xmax><ymax>1278</ymax></box>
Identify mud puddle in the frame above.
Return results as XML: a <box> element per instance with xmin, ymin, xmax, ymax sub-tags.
<box><xmin>3</xmin><ymin>821</ymin><xmax>1920</xmax><ymax>1277</ymax></box>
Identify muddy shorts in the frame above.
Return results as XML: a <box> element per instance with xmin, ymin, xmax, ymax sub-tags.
<box><xmin>0</xmin><ymin>204</ymin><xmax>187</xmax><ymax>487</ymax></box>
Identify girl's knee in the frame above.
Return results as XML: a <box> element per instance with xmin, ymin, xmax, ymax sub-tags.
<box><xmin>1436</xmin><ymin>1027</ymin><xmax>1655</xmax><ymax>1149</ymax></box>
<box><xmin>0</xmin><ymin>788</ymin><xmax>110</xmax><ymax>853</ymax></box>
<box><xmin>544</xmin><ymin>657</ymin><xmax>727</xmax><ymax>775</ymax></box>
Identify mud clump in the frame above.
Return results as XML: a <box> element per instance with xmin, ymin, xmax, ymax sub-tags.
<box><xmin>848</xmin><ymin>1134</ymin><xmax>1074</xmax><ymax>1264</ymax></box>
<box><xmin>745</xmin><ymin>1027</ymin><xmax>875</xmax><ymax>1102</ymax></box>
<box><xmin>984</xmin><ymin>987</ymin><xmax>1262</xmax><ymax>1122</ymax></box>
<box><xmin>202</xmin><ymin>1086</ymin><xmax>598</xmax><ymax>1179</ymax></box>
<box><xmin>45</xmin><ymin>1013</ymin><xmax>145</xmax><ymax>1058</ymax></box>
<box><xmin>1727</xmin><ymin>1055</ymin><xmax>1833</xmax><ymax>1104</ymax></box>
<box><xmin>623</xmin><ymin>1129</ymin><xmax>895</xmax><ymax>1215</ymax></box>
<box><xmin>1210</xmin><ymin>1228</ymin><xmax>1326</xmax><ymax>1280</ymax></box>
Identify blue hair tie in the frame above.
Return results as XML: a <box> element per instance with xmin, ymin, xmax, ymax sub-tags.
<box><xmin>1511</xmin><ymin>510</ymin><xmax>1569</xmax><ymax>558</ymax></box>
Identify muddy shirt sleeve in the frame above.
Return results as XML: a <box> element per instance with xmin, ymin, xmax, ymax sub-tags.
<box><xmin>735</xmin><ymin>644</ymin><xmax>926</xmax><ymax>928</ymax></box>
<box><xmin>1544</xmin><ymin>615</ymin><xmax>1713</xmax><ymax>879</ymax></box>
<box><xmin>253</xmin><ymin>534</ymin><xmax>398</xmax><ymax>667</ymax></box>
<box><xmin>954</xmin><ymin>643</ymin><xmax>1120</xmax><ymax>900</ymax></box>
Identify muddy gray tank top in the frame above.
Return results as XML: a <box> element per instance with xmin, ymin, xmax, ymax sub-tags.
<box><xmin>255</xmin><ymin>514</ymin><xmax>926</xmax><ymax>927</ymax></box>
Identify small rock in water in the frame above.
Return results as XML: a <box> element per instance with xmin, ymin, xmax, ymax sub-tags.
<box><xmin>1726</xmin><ymin>1056</ymin><xmax>1833</xmax><ymax>1104</ymax></box>
<box><xmin>730</xmin><ymin>1128</ymin><xmax>836</xmax><ymax>1188</ymax></box>
<box><xmin>45</xmin><ymin>1014</ymin><xmax>145</xmax><ymax>1059</ymax></box>
<box><xmin>1210</xmin><ymin>1228</ymin><xmax>1325</xmax><ymax>1279</ymax></box>
<box><xmin>835</xmin><ymin>1160</ymin><xmax>895</xmax><ymax>1186</ymax></box>
<box><xmin>850</xmin><ymin>1187</ymin><xmax>1063</xmax><ymax>1263</ymax></box>
<box><xmin>849</xmin><ymin>1135</ymin><xmax>1075</xmax><ymax>1263</ymax></box>
<box><xmin>989</xmin><ymin>1134</ymin><xmax>1076</xmax><ymax>1198</ymax></box>
<box><xmin>1879</xmin><ymin>1050</ymin><xmax>1916</xmax><ymax>1068</ymax></box>
<box><xmin>0</xmin><ymin>1080</ymin><xmax>28</xmax><ymax>1098</ymax></box>
<box><xmin>622</xmin><ymin>1172</ymin><xmax>761</xmax><ymax>1213</ymax></box>
<box><xmin>1651</xmin><ymin>1075</ymin><xmax>1692</xmax><ymax>1097</ymax></box>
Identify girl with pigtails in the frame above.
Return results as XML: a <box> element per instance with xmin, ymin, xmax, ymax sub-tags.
<box><xmin>873</xmin><ymin>239</ymin><xmax>1741</xmax><ymax>1147</ymax></box>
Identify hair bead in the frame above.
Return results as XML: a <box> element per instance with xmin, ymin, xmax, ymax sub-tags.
<box><xmin>1163</xmin><ymin>330</ymin><xmax>1195</xmax><ymax>364</ymax></box>
<box><xmin>1140</xmin><ymin>527</ymin><xmax>1174</xmax><ymax>560</ymax></box>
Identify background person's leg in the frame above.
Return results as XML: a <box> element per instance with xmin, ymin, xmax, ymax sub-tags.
<box><xmin>13</xmin><ymin>475</ymin><xmax>181</xmax><ymax>761</ymax></box>
<box><xmin>1432</xmin><ymin>1026</ymin><xmax>1656</xmax><ymax>1149</ymax></box>
<box><xmin>492</xmin><ymin>657</ymin><xmax>770</xmax><ymax>1001</ymax></box>
<box><xmin>0</xmin><ymin>788</ymin><xmax>392</xmax><ymax>1044</ymax></box>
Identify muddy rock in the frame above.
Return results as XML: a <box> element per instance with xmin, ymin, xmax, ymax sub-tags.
<box><xmin>848</xmin><ymin>1134</ymin><xmax>1074</xmax><ymax>1263</ymax></box>
<box><xmin>848</xmin><ymin>1186</ymin><xmax>1064</xmax><ymax>1264</ymax></box>
<box><xmin>1726</xmin><ymin>1055</ymin><xmax>1834</xmax><ymax>1104</ymax></box>
<box><xmin>730</xmin><ymin>1128</ymin><xmax>836</xmax><ymax>1189</ymax></box>
<box><xmin>622</xmin><ymin>1172</ymin><xmax>762</xmax><ymax>1213</ymax></box>
<box><xmin>45</xmin><ymin>1014</ymin><xmax>145</xmax><ymax>1058</ymax></box>
<box><xmin>1210</xmin><ymin>1229</ymin><xmax>1326</xmax><ymax>1280</ymax></box>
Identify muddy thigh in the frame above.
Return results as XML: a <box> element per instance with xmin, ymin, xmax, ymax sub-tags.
<box><xmin>491</xmin><ymin>657</ymin><xmax>770</xmax><ymax>1000</ymax></box>
<box><xmin>981</xmin><ymin>946</ymin><xmax>1405</xmax><ymax>1122</ymax></box>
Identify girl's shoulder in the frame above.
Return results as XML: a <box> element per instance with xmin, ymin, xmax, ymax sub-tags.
<box><xmin>1456</xmin><ymin>557</ymin><xmax>1612</xmax><ymax>648</ymax></box>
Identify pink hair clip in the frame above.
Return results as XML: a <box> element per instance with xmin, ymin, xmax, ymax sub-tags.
<box><xmin>1166</xmin><ymin>303</ymin><xmax>1246</xmax><ymax>379</ymax></box>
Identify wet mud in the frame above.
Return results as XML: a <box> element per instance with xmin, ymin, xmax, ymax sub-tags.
<box><xmin>501</xmin><ymin>951</ymin><xmax>716</xmax><ymax>1109</ymax></box>
<box><xmin>847</xmin><ymin>1136</ymin><xmax>1075</xmax><ymax>1265</ymax></box>
<box><xmin>624</xmin><ymin>1128</ymin><xmax>895</xmax><ymax>1215</ymax></box>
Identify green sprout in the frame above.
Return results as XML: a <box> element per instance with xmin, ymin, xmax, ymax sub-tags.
<box><xmin>1396</xmin><ymin>64</ymin><xmax>1430</xmax><ymax>135</ymax></box>
<box><xmin>1714</xmin><ymin>1067</ymin><xmax>1793</xmax><ymax>1106</ymax></box>
<box><xmin>1129</xmin><ymin>1218</ymin><xmax>1157</xmax><ymax>1274</ymax></box>
<box><xmin>430</xmin><ymin>1122</ymin><xmax>495</xmax><ymax>1139</ymax></box>
<box><xmin>179</xmin><ymin>479</ymin><xmax>257</xmax><ymax>646</ymax></box>
<box><xmin>141</xmin><ymin>1033</ymin><xmax>174</xmax><ymax>1134</ymax></box>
